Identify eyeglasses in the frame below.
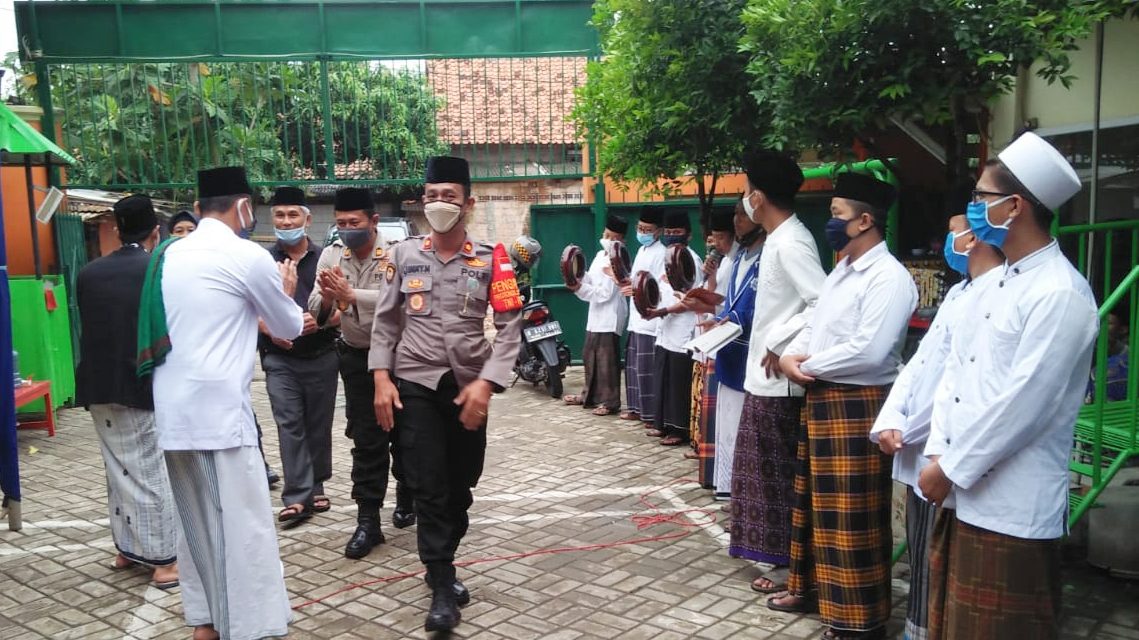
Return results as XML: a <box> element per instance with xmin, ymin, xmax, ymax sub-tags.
<box><xmin>970</xmin><ymin>190</ymin><xmax>1014</xmax><ymax>204</ymax></box>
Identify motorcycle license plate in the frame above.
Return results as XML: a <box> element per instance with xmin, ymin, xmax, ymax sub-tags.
<box><xmin>524</xmin><ymin>321</ymin><xmax>563</xmax><ymax>341</ymax></box>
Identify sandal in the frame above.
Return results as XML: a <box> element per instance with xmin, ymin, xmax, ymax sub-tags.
<box><xmin>591</xmin><ymin>406</ymin><xmax>615</xmax><ymax>416</ymax></box>
<box><xmin>109</xmin><ymin>554</ymin><xmax>135</xmax><ymax>571</ymax></box>
<box><xmin>278</xmin><ymin>504</ymin><xmax>312</xmax><ymax>528</ymax></box>
<box><xmin>766</xmin><ymin>590</ymin><xmax>817</xmax><ymax>614</ymax></box>
<box><xmin>619</xmin><ymin>411</ymin><xmax>641</xmax><ymax>421</ymax></box>
<box><xmin>312</xmin><ymin>495</ymin><xmax>331</xmax><ymax>513</ymax></box>
<box><xmin>750</xmin><ymin>567</ymin><xmax>788</xmax><ymax>594</ymax></box>
<box><xmin>660</xmin><ymin>435</ymin><xmax>686</xmax><ymax>447</ymax></box>
<box><xmin>563</xmin><ymin>395</ymin><xmax>584</xmax><ymax>406</ymax></box>
<box><xmin>151</xmin><ymin>579</ymin><xmax>180</xmax><ymax>590</ymax></box>
<box><xmin>645</xmin><ymin>429</ymin><xmax>664</xmax><ymax>437</ymax></box>
<box><xmin>683</xmin><ymin>450</ymin><xmax>700</xmax><ymax>460</ymax></box>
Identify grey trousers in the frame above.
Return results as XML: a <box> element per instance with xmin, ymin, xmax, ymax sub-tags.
<box><xmin>262</xmin><ymin>350</ymin><xmax>339</xmax><ymax>508</ymax></box>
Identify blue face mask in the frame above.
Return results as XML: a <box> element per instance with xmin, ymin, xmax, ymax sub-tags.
<box><xmin>943</xmin><ymin>230</ymin><xmax>970</xmax><ymax>276</ymax></box>
<box><xmin>660</xmin><ymin>233</ymin><xmax>686</xmax><ymax>246</ymax></box>
<box><xmin>824</xmin><ymin>217</ymin><xmax>853</xmax><ymax>252</ymax></box>
<box><xmin>275</xmin><ymin>227</ymin><xmax>306</xmax><ymax>246</ymax></box>
<box><xmin>636</xmin><ymin>232</ymin><xmax>656</xmax><ymax>247</ymax></box>
<box><xmin>965</xmin><ymin>195</ymin><xmax>1014</xmax><ymax>249</ymax></box>
<box><xmin>339</xmin><ymin>228</ymin><xmax>373</xmax><ymax>250</ymax></box>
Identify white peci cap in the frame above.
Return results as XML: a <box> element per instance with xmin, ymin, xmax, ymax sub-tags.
<box><xmin>996</xmin><ymin>131</ymin><xmax>1082</xmax><ymax>210</ymax></box>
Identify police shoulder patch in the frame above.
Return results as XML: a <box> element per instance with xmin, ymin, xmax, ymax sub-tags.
<box><xmin>385</xmin><ymin>263</ymin><xmax>397</xmax><ymax>282</ymax></box>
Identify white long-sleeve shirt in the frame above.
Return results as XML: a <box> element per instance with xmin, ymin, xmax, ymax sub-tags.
<box><xmin>154</xmin><ymin>218</ymin><xmax>304</xmax><ymax>451</ymax></box>
<box><xmin>656</xmin><ymin>245</ymin><xmax>704</xmax><ymax>354</ymax></box>
<box><xmin>787</xmin><ymin>241</ymin><xmax>917</xmax><ymax>386</ymax></box>
<box><xmin>626</xmin><ymin>240</ymin><xmax>667</xmax><ymax>336</ymax></box>
<box><xmin>925</xmin><ymin>241</ymin><xmax>1098</xmax><ymax>539</ymax></box>
<box><xmin>575</xmin><ymin>249</ymin><xmax>628</xmax><ymax>334</ymax></box>
<box><xmin>869</xmin><ymin>269</ymin><xmax>998</xmax><ymax>495</ymax></box>
<box><xmin>743</xmin><ymin>215</ymin><xmax>826</xmax><ymax>397</ymax></box>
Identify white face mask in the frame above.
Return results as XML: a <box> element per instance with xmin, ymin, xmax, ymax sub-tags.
<box><xmin>599</xmin><ymin>238</ymin><xmax>614</xmax><ymax>252</ymax></box>
<box><xmin>424</xmin><ymin>201</ymin><xmax>463</xmax><ymax>233</ymax></box>
<box><xmin>741</xmin><ymin>191</ymin><xmax>758</xmax><ymax>221</ymax></box>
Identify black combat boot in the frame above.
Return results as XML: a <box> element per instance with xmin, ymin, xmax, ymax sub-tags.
<box><xmin>344</xmin><ymin>503</ymin><xmax>384</xmax><ymax>559</ymax></box>
<box><xmin>392</xmin><ymin>482</ymin><xmax>416</xmax><ymax>529</ymax></box>
<box><xmin>424</xmin><ymin>564</ymin><xmax>461</xmax><ymax>631</ymax></box>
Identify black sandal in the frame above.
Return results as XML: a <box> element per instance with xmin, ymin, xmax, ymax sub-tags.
<box><xmin>821</xmin><ymin>627</ymin><xmax>885</xmax><ymax>640</ymax></box>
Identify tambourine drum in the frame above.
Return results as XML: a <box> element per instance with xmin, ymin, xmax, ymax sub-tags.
<box><xmin>665</xmin><ymin>243</ymin><xmax>697</xmax><ymax>292</ymax></box>
<box><xmin>632</xmin><ymin>270</ymin><xmax>660</xmax><ymax>318</ymax></box>
<box><xmin>608</xmin><ymin>240</ymin><xmax>633</xmax><ymax>282</ymax></box>
<box><xmin>560</xmin><ymin>245</ymin><xmax>586</xmax><ymax>287</ymax></box>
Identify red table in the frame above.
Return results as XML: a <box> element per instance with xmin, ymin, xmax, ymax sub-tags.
<box><xmin>14</xmin><ymin>380</ymin><xmax>55</xmax><ymax>437</ymax></box>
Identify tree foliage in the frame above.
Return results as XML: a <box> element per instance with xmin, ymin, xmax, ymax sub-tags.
<box><xmin>739</xmin><ymin>0</ymin><xmax>1137</xmax><ymax>182</ymax></box>
<box><xmin>572</xmin><ymin>0</ymin><xmax>766</xmax><ymax>223</ymax></box>
<box><xmin>7</xmin><ymin>57</ymin><xmax>446</xmax><ymax>197</ymax></box>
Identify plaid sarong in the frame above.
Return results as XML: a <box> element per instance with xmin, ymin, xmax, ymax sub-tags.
<box><xmin>928</xmin><ymin>510</ymin><xmax>1061</xmax><ymax>640</ymax></box>
<box><xmin>581</xmin><ymin>331</ymin><xmax>622</xmax><ymax>411</ymax></box>
<box><xmin>786</xmin><ymin>383</ymin><xmax>893</xmax><ymax>632</ymax></box>
<box><xmin>728</xmin><ymin>394</ymin><xmax>802</xmax><ymax>565</ymax></box>
<box><xmin>695</xmin><ymin>360</ymin><xmax>718</xmax><ymax>489</ymax></box>
<box><xmin>624</xmin><ymin>331</ymin><xmax>658</xmax><ymax>421</ymax></box>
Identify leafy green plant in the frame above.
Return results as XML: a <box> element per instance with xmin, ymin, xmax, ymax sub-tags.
<box><xmin>572</xmin><ymin>0</ymin><xmax>767</xmax><ymax>227</ymax></box>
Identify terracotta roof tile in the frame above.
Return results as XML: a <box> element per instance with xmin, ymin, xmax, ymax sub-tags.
<box><xmin>426</xmin><ymin>57</ymin><xmax>586</xmax><ymax>146</ymax></box>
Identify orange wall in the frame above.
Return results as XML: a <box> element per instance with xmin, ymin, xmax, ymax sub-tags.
<box><xmin>584</xmin><ymin>171</ymin><xmax>834</xmax><ymax>205</ymax></box>
<box><xmin>2</xmin><ymin>108</ymin><xmax>59</xmax><ymax>276</ymax></box>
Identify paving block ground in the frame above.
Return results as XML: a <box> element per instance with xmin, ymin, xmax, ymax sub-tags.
<box><xmin>2</xmin><ymin>367</ymin><xmax>1137</xmax><ymax>639</ymax></box>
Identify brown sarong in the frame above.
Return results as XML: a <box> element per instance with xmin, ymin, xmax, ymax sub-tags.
<box><xmin>695</xmin><ymin>360</ymin><xmax>718</xmax><ymax>489</ymax></box>
<box><xmin>928</xmin><ymin>509</ymin><xmax>1061</xmax><ymax>640</ymax></box>
<box><xmin>786</xmin><ymin>383</ymin><xmax>893</xmax><ymax>632</ymax></box>
<box><xmin>581</xmin><ymin>331</ymin><xmax>622</xmax><ymax>411</ymax></box>
<box><xmin>728</xmin><ymin>393</ymin><xmax>802</xmax><ymax>565</ymax></box>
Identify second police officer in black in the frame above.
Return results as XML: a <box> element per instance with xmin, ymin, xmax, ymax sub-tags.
<box><xmin>370</xmin><ymin>156</ymin><xmax>523</xmax><ymax>632</ymax></box>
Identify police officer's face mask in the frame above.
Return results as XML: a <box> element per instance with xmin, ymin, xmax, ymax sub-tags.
<box><xmin>424</xmin><ymin>201</ymin><xmax>463</xmax><ymax>233</ymax></box>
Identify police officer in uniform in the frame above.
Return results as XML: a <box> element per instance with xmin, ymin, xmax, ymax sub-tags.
<box><xmin>308</xmin><ymin>187</ymin><xmax>414</xmax><ymax>560</ymax></box>
<box><xmin>370</xmin><ymin>156</ymin><xmax>523</xmax><ymax>632</ymax></box>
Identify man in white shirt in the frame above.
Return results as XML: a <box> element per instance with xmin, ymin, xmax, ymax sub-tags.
<box><xmin>772</xmin><ymin>172</ymin><xmax>917</xmax><ymax>640</ymax></box>
<box><xmin>728</xmin><ymin>151</ymin><xmax>826</xmax><ymax>594</ymax></box>
<box><xmin>869</xmin><ymin>215</ymin><xmax>1003</xmax><ymax>640</ymax></box>
<box><xmin>620</xmin><ymin>206</ymin><xmax>667</xmax><ymax>427</ymax></box>
<box><xmin>645</xmin><ymin>209</ymin><xmax>704</xmax><ymax>446</ymax></box>
<box><xmin>918</xmin><ymin>133</ymin><xmax>1097</xmax><ymax>640</ymax></box>
<box><xmin>566</xmin><ymin>214</ymin><xmax>629</xmax><ymax>415</ymax></box>
<box><xmin>153</xmin><ymin>167</ymin><xmax>304</xmax><ymax>640</ymax></box>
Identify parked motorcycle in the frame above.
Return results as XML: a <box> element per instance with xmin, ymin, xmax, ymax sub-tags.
<box><xmin>512</xmin><ymin>298</ymin><xmax>571</xmax><ymax>398</ymax></box>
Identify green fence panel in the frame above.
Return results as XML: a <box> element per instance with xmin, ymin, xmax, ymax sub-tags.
<box><xmin>52</xmin><ymin>211</ymin><xmax>88</xmax><ymax>363</ymax></box>
<box><xmin>529</xmin><ymin>204</ymin><xmax>594</xmax><ymax>364</ymax></box>
<box><xmin>10</xmin><ymin>276</ymin><xmax>76</xmax><ymax>412</ymax></box>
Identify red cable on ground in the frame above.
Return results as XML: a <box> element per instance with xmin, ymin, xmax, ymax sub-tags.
<box><xmin>291</xmin><ymin>477</ymin><xmax>716</xmax><ymax>610</ymax></box>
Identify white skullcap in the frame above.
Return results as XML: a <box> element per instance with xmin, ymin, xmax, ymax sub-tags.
<box><xmin>997</xmin><ymin>131</ymin><xmax>1082</xmax><ymax>210</ymax></box>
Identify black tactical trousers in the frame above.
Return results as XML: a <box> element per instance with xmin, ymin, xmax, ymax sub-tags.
<box><xmin>395</xmin><ymin>372</ymin><xmax>487</xmax><ymax>577</ymax></box>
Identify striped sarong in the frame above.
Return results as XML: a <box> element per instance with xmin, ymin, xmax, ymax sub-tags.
<box><xmin>906</xmin><ymin>487</ymin><xmax>937</xmax><ymax>640</ymax></box>
<box><xmin>624</xmin><ymin>331</ymin><xmax>658</xmax><ymax>421</ymax></box>
<box><xmin>928</xmin><ymin>509</ymin><xmax>1061</xmax><ymax>640</ymax></box>
<box><xmin>581</xmin><ymin>331</ymin><xmax>622</xmax><ymax>411</ymax></box>
<box><xmin>166</xmin><ymin>446</ymin><xmax>292</xmax><ymax>640</ymax></box>
<box><xmin>786</xmin><ymin>383</ymin><xmax>893</xmax><ymax>633</ymax></box>
<box><xmin>653</xmin><ymin>346</ymin><xmax>693</xmax><ymax>440</ymax></box>
<box><xmin>90</xmin><ymin>404</ymin><xmax>178</xmax><ymax>566</ymax></box>
<box><xmin>728</xmin><ymin>394</ymin><xmax>801</xmax><ymax>564</ymax></box>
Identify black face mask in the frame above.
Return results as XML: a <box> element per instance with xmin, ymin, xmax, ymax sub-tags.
<box><xmin>736</xmin><ymin>227</ymin><xmax>763</xmax><ymax>247</ymax></box>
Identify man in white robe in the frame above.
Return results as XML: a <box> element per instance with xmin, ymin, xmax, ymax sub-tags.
<box><xmin>153</xmin><ymin>167</ymin><xmax>304</xmax><ymax>640</ymax></box>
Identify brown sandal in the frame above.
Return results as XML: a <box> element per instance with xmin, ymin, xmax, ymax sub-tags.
<box><xmin>563</xmin><ymin>395</ymin><xmax>584</xmax><ymax>406</ymax></box>
<box><xmin>278</xmin><ymin>504</ymin><xmax>312</xmax><ymax>526</ymax></box>
<box><xmin>312</xmin><ymin>495</ymin><xmax>331</xmax><ymax>513</ymax></box>
<box><xmin>619</xmin><ymin>411</ymin><xmax>641</xmax><ymax>421</ymax></box>
<box><xmin>660</xmin><ymin>435</ymin><xmax>686</xmax><ymax>447</ymax></box>
<box><xmin>591</xmin><ymin>406</ymin><xmax>615</xmax><ymax>416</ymax></box>
<box><xmin>766</xmin><ymin>590</ymin><xmax>817</xmax><ymax>614</ymax></box>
